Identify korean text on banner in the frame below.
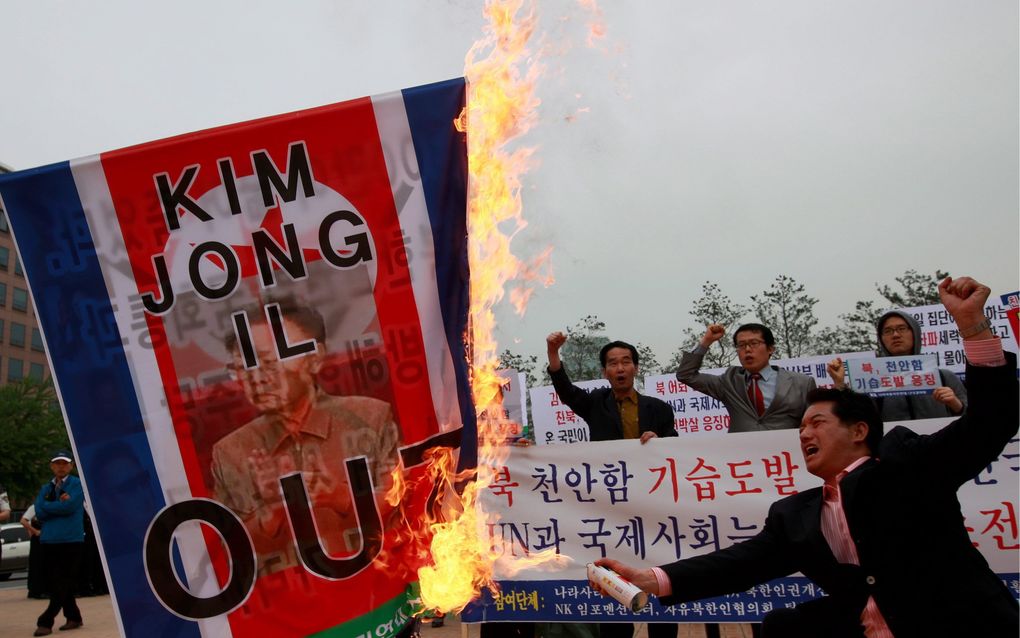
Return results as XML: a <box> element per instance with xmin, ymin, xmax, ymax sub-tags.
<box><xmin>0</xmin><ymin>78</ymin><xmax>472</xmax><ymax>638</ymax></box>
<box><xmin>465</xmin><ymin>422</ymin><xmax>1019</xmax><ymax>623</ymax></box>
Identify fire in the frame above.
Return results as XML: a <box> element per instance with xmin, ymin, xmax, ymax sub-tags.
<box><xmin>417</xmin><ymin>0</ymin><xmax>553</xmax><ymax>615</ymax></box>
<box><xmin>388</xmin><ymin>0</ymin><xmax>609</xmax><ymax>618</ymax></box>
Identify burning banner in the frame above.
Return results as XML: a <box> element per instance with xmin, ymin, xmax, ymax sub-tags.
<box><xmin>0</xmin><ymin>78</ymin><xmax>471</xmax><ymax>637</ymax></box>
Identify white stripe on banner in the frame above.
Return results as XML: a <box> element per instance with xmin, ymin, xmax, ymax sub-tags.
<box><xmin>70</xmin><ymin>157</ymin><xmax>231</xmax><ymax>638</ymax></box>
<box><xmin>371</xmin><ymin>92</ymin><xmax>464</xmax><ymax>435</ymax></box>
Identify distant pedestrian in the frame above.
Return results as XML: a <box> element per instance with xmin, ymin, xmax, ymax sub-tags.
<box><xmin>33</xmin><ymin>450</ymin><xmax>85</xmax><ymax>636</ymax></box>
<box><xmin>76</xmin><ymin>510</ymin><xmax>108</xmax><ymax>597</ymax></box>
<box><xmin>20</xmin><ymin>506</ymin><xmax>49</xmax><ymax>599</ymax></box>
<box><xmin>0</xmin><ymin>484</ymin><xmax>10</xmax><ymax>524</ymax></box>
<box><xmin>0</xmin><ymin>484</ymin><xmax>10</xmax><ymax>571</ymax></box>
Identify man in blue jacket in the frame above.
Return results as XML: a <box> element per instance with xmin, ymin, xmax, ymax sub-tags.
<box><xmin>33</xmin><ymin>450</ymin><xmax>85</xmax><ymax>636</ymax></box>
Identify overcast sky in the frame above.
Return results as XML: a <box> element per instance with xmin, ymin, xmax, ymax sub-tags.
<box><xmin>3</xmin><ymin>1</ymin><xmax>1017</xmax><ymax>367</ymax></box>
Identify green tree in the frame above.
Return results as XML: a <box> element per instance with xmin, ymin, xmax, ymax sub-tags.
<box><xmin>813</xmin><ymin>300</ymin><xmax>883</xmax><ymax>355</ymax></box>
<box><xmin>635</xmin><ymin>343</ymin><xmax>661</xmax><ymax>377</ymax></box>
<box><xmin>665</xmin><ymin>281</ymin><xmax>747</xmax><ymax>369</ymax></box>
<box><xmin>751</xmin><ymin>275</ymin><xmax>819</xmax><ymax>359</ymax></box>
<box><xmin>556</xmin><ymin>315</ymin><xmax>610</xmax><ymax>381</ymax></box>
<box><xmin>0</xmin><ymin>379</ymin><xmax>70</xmax><ymax>507</ymax></box>
<box><xmin>498</xmin><ymin>349</ymin><xmax>540</xmax><ymax>388</ymax></box>
<box><xmin>877</xmin><ymin>269</ymin><xmax>950</xmax><ymax>307</ymax></box>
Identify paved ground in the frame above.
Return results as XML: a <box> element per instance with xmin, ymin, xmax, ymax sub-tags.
<box><xmin>422</xmin><ymin>618</ymin><xmax>754</xmax><ymax>638</ymax></box>
<box><xmin>0</xmin><ymin>581</ymin><xmax>751</xmax><ymax>638</ymax></box>
<box><xmin>1</xmin><ymin>587</ymin><xmax>121</xmax><ymax>637</ymax></box>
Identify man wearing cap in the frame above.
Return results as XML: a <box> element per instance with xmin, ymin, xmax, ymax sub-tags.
<box><xmin>33</xmin><ymin>450</ymin><xmax>85</xmax><ymax>636</ymax></box>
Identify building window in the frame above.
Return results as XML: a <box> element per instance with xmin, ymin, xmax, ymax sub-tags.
<box><xmin>9</xmin><ymin>322</ymin><xmax>25</xmax><ymax>347</ymax></box>
<box><xmin>0</xmin><ymin>246</ymin><xmax>8</xmax><ymax>271</ymax></box>
<box><xmin>0</xmin><ymin>282</ymin><xmax>6</xmax><ymax>307</ymax></box>
<box><xmin>8</xmin><ymin>358</ymin><xmax>23</xmax><ymax>381</ymax></box>
<box><xmin>12</xmin><ymin>287</ymin><xmax>28</xmax><ymax>311</ymax></box>
<box><xmin>29</xmin><ymin>363</ymin><xmax>45</xmax><ymax>381</ymax></box>
<box><xmin>0</xmin><ymin>211</ymin><xmax>8</xmax><ymax>233</ymax></box>
<box><xmin>31</xmin><ymin>328</ymin><xmax>44</xmax><ymax>352</ymax></box>
<box><xmin>0</xmin><ymin>319</ymin><xmax>4</xmax><ymax>343</ymax></box>
<box><xmin>14</xmin><ymin>256</ymin><xmax>22</xmax><ymax>276</ymax></box>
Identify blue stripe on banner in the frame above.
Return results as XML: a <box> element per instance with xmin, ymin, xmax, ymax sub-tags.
<box><xmin>0</xmin><ymin>164</ymin><xmax>199</xmax><ymax>638</ymax></box>
<box><xmin>461</xmin><ymin>573</ymin><xmax>1020</xmax><ymax>623</ymax></box>
<box><xmin>461</xmin><ymin>577</ymin><xmax>822</xmax><ymax>623</ymax></box>
<box><xmin>401</xmin><ymin>78</ymin><xmax>477</xmax><ymax>468</ymax></box>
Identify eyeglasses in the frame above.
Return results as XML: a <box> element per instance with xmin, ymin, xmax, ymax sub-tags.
<box><xmin>881</xmin><ymin>325</ymin><xmax>912</xmax><ymax>337</ymax></box>
<box><xmin>735</xmin><ymin>339</ymin><xmax>766</xmax><ymax>350</ymax></box>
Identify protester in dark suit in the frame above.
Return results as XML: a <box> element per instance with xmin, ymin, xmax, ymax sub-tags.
<box><xmin>594</xmin><ymin>277</ymin><xmax>1019</xmax><ymax>638</ymax></box>
<box><xmin>677</xmin><ymin>323</ymin><xmax>816</xmax><ymax>432</ymax></box>
<box><xmin>547</xmin><ymin>334</ymin><xmax>677</xmax><ymax>442</ymax></box>
<box><xmin>547</xmin><ymin>332</ymin><xmax>678</xmax><ymax>638</ymax></box>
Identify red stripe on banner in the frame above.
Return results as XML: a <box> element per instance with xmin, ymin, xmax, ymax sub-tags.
<box><xmin>99</xmin><ymin>96</ymin><xmax>442</xmax><ymax>635</ymax></box>
<box><xmin>304</xmin><ymin>103</ymin><xmax>440</xmax><ymax>445</ymax></box>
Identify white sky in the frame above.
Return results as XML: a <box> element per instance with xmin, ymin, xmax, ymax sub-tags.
<box><xmin>2</xmin><ymin>1</ymin><xmax>1017</xmax><ymax>367</ymax></box>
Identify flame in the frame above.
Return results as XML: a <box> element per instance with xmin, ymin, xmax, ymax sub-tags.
<box><xmin>414</xmin><ymin>0</ymin><xmax>557</xmax><ymax>614</ymax></box>
<box><xmin>576</xmin><ymin>0</ymin><xmax>607</xmax><ymax>47</ymax></box>
<box><xmin>382</xmin><ymin>0</ymin><xmax>612</xmax><ymax>618</ymax></box>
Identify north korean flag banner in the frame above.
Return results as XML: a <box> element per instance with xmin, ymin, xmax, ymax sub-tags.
<box><xmin>0</xmin><ymin>78</ymin><xmax>472</xmax><ymax>637</ymax></box>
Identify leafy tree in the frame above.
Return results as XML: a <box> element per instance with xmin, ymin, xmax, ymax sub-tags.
<box><xmin>813</xmin><ymin>300</ymin><xmax>883</xmax><ymax>355</ymax></box>
<box><xmin>0</xmin><ymin>379</ymin><xmax>70</xmax><ymax>507</ymax></box>
<box><xmin>635</xmin><ymin>343</ymin><xmax>661</xmax><ymax>377</ymax></box>
<box><xmin>666</xmin><ymin>281</ymin><xmax>748</xmax><ymax>369</ymax></box>
<box><xmin>877</xmin><ymin>269</ymin><xmax>950</xmax><ymax>307</ymax></box>
<box><xmin>498</xmin><ymin>349</ymin><xmax>540</xmax><ymax>388</ymax></box>
<box><xmin>751</xmin><ymin>275</ymin><xmax>819</xmax><ymax>359</ymax></box>
<box><xmin>556</xmin><ymin>315</ymin><xmax>610</xmax><ymax>381</ymax></box>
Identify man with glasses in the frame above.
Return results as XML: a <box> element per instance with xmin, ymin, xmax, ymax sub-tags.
<box><xmin>210</xmin><ymin>297</ymin><xmax>401</xmax><ymax>577</ymax></box>
<box><xmin>592</xmin><ymin>277</ymin><xmax>1018</xmax><ymax>637</ymax></box>
<box><xmin>826</xmin><ymin>310</ymin><xmax>967</xmax><ymax>420</ymax></box>
<box><xmin>677</xmin><ymin>323</ymin><xmax>816</xmax><ymax>433</ymax></box>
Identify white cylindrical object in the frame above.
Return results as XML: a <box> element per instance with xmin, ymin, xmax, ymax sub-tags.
<box><xmin>587</xmin><ymin>563</ymin><xmax>649</xmax><ymax>612</ymax></box>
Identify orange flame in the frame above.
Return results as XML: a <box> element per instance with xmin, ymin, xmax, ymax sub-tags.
<box><xmin>414</xmin><ymin>0</ymin><xmax>557</xmax><ymax>614</ymax></box>
<box><xmin>385</xmin><ymin>0</ymin><xmax>611</xmax><ymax>618</ymax></box>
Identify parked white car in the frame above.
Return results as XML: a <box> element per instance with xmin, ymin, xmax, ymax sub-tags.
<box><xmin>0</xmin><ymin>522</ymin><xmax>30</xmax><ymax>579</ymax></box>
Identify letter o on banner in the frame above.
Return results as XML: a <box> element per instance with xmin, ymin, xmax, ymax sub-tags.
<box><xmin>144</xmin><ymin>499</ymin><xmax>256</xmax><ymax>619</ymax></box>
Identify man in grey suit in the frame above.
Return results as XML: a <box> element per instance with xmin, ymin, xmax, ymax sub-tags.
<box><xmin>677</xmin><ymin>323</ymin><xmax>816</xmax><ymax>433</ymax></box>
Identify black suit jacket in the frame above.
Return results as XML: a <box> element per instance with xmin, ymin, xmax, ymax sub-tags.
<box><xmin>659</xmin><ymin>353</ymin><xmax>1019</xmax><ymax>638</ymax></box>
<box><xmin>548</xmin><ymin>366</ymin><xmax>677</xmax><ymax>442</ymax></box>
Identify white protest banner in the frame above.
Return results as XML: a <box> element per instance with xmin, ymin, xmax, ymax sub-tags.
<box><xmin>773</xmin><ymin>352</ymin><xmax>872</xmax><ymax>387</ymax></box>
<box><xmin>531</xmin><ymin>378</ymin><xmax>609</xmax><ymax>445</ymax></box>
<box><xmin>898</xmin><ymin>301</ymin><xmax>1018</xmax><ymax>374</ymax></box>
<box><xmin>463</xmin><ymin>420</ymin><xmax>1019</xmax><ymax>623</ymax></box>
<box><xmin>482</xmin><ymin>369</ymin><xmax>528</xmax><ymax>442</ymax></box>
<box><xmin>844</xmin><ymin>354</ymin><xmax>941</xmax><ymax>396</ymax></box>
<box><xmin>643</xmin><ymin>372</ymin><xmax>730</xmax><ymax>437</ymax></box>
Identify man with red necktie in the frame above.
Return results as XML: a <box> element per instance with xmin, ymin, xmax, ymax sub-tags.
<box><xmin>597</xmin><ymin>277</ymin><xmax>1019</xmax><ymax>637</ymax></box>
<box><xmin>677</xmin><ymin>322</ymin><xmax>817</xmax><ymax>433</ymax></box>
